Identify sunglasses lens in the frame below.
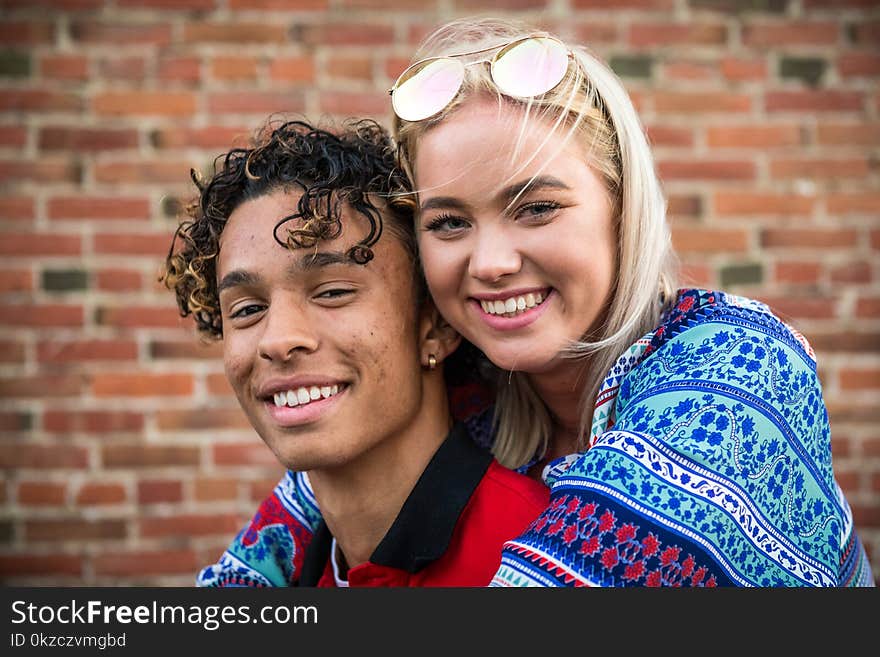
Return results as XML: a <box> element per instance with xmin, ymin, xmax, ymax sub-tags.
<box><xmin>491</xmin><ymin>37</ymin><xmax>569</xmax><ymax>98</ymax></box>
<box><xmin>392</xmin><ymin>58</ymin><xmax>465</xmax><ymax>122</ymax></box>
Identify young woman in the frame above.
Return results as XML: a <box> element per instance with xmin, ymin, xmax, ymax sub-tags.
<box><xmin>204</xmin><ymin>17</ymin><xmax>875</xmax><ymax>587</ymax></box>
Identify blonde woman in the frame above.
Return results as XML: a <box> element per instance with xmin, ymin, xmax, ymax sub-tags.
<box><xmin>201</xmin><ymin>17</ymin><xmax>874</xmax><ymax>587</ymax></box>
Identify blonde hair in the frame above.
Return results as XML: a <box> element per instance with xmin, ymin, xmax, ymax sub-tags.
<box><xmin>393</xmin><ymin>17</ymin><xmax>679</xmax><ymax>469</ymax></box>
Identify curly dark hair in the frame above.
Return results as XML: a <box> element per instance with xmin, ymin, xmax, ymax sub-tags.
<box><xmin>162</xmin><ymin>117</ymin><xmax>418</xmax><ymax>339</ymax></box>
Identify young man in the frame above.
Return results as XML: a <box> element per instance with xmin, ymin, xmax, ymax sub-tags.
<box><xmin>164</xmin><ymin>119</ymin><xmax>547</xmax><ymax>586</ymax></box>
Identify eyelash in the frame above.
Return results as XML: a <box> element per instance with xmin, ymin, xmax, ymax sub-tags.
<box><xmin>229</xmin><ymin>303</ymin><xmax>265</xmax><ymax>319</ymax></box>
<box><xmin>423</xmin><ymin>201</ymin><xmax>563</xmax><ymax>232</ymax></box>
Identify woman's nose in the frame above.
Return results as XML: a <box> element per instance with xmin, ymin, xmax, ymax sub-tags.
<box><xmin>467</xmin><ymin>228</ymin><xmax>522</xmax><ymax>283</ymax></box>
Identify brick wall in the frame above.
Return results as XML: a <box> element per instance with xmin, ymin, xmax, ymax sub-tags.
<box><xmin>0</xmin><ymin>0</ymin><xmax>877</xmax><ymax>585</ymax></box>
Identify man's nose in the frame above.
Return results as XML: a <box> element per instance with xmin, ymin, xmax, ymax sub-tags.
<box><xmin>257</xmin><ymin>299</ymin><xmax>318</xmax><ymax>362</ymax></box>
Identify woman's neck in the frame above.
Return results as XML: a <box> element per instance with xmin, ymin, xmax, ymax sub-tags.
<box><xmin>527</xmin><ymin>359</ymin><xmax>591</xmax><ymax>461</ymax></box>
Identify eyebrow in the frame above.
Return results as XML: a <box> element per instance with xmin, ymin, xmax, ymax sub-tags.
<box><xmin>217</xmin><ymin>250</ymin><xmax>353</xmax><ymax>294</ymax></box>
<box><xmin>419</xmin><ymin>175</ymin><xmax>571</xmax><ymax>213</ymax></box>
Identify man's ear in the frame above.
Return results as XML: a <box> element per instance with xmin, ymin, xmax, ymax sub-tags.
<box><xmin>418</xmin><ymin>299</ymin><xmax>461</xmax><ymax>369</ymax></box>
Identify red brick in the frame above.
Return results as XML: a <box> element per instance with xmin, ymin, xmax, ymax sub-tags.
<box><xmin>0</xmin><ymin>444</ymin><xmax>89</xmax><ymax>469</ymax></box>
<box><xmin>157</xmin><ymin>56</ymin><xmax>201</xmax><ymax>83</ymax></box>
<box><xmin>827</xmin><ymin>193</ymin><xmax>880</xmax><ymax>214</ymax></box>
<box><xmin>94</xmin><ymin>92</ymin><xmax>196</xmax><ymax>117</ymax></box>
<box><xmin>706</xmin><ymin>125</ymin><xmax>802</xmax><ymax>148</ymax></box>
<box><xmin>653</xmin><ymin>92</ymin><xmax>751</xmax><ymax>114</ymax></box>
<box><xmin>770</xmin><ymin>158</ymin><xmax>869</xmax><ymax>180</ymax></box>
<box><xmin>571</xmin><ymin>22</ymin><xmax>620</xmax><ymax>44</ymax></box>
<box><xmin>719</xmin><ymin>57</ymin><xmax>767</xmax><ymax>81</ymax></box>
<box><xmin>325</xmin><ymin>54</ymin><xmax>374</xmax><ymax>82</ymax></box>
<box><xmin>92</xmin><ymin>373</ymin><xmax>194</xmax><ymax>397</ymax></box>
<box><xmin>667</xmin><ymin>195</ymin><xmax>702</xmax><ymax>218</ymax></box>
<box><xmin>0</xmin><ymin>21</ymin><xmax>54</xmax><ymax>45</ymax></box>
<box><xmin>659</xmin><ymin>160</ymin><xmax>755</xmax><ymax>180</ymax></box>
<box><xmin>766</xmin><ymin>91</ymin><xmax>864</xmax><ymax>113</ymax></box>
<box><xmin>213</xmin><ymin>442</ymin><xmax>278</xmax><ymax>467</ymax></box>
<box><xmin>0</xmin><ymin>90</ymin><xmax>82</xmax><ymax>112</ymax></box>
<box><xmin>817</xmin><ymin>123</ymin><xmax>880</xmax><ymax>146</ymax></box>
<box><xmin>756</xmin><ymin>296</ymin><xmax>837</xmax><ymax>320</ymax></box>
<box><xmin>210</xmin><ymin>56</ymin><xmax>259</xmax><ymax>80</ymax></box>
<box><xmin>207</xmin><ymin>91</ymin><xmax>306</xmax><ymax>115</ymax></box>
<box><xmin>672</xmin><ymin>227</ymin><xmax>749</xmax><ymax>253</ymax></box>
<box><xmin>18</xmin><ymin>482</ymin><xmax>66</xmax><ymax>506</ymax></box>
<box><xmin>140</xmin><ymin>513</ymin><xmax>241</xmax><ymax>538</ymax></box>
<box><xmin>26</xmin><ymin>518</ymin><xmax>126</xmax><ymax>542</ymax></box>
<box><xmin>47</xmin><ymin>196</ymin><xmax>150</xmax><ymax>220</ymax></box>
<box><xmin>195</xmin><ymin>477</ymin><xmax>238</xmax><ymax>501</ymax></box>
<box><xmin>775</xmin><ymin>261</ymin><xmax>821</xmax><ymax>285</ymax></box>
<box><xmin>94</xmin><ymin>549</ymin><xmax>197</xmax><ymax>576</ymax></box>
<box><xmin>102</xmin><ymin>444</ymin><xmax>200</xmax><ymax>468</ymax></box>
<box><xmin>268</xmin><ymin>56</ymin><xmax>315</xmax><ymax>82</ymax></box>
<box><xmin>319</xmin><ymin>91</ymin><xmax>387</xmax><ymax>117</ymax></box>
<box><xmin>840</xmin><ymin>368</ymin><xmax>880</xmax><ymax>390</ymax></box>
<box><xmin>299</xmin><ymin>23</ymin><xmax>394</xmax><ymax>46</ymax></box>
<box><xmin>151</xmin><ymin>125</ymin><xmax>251</xmax><ymax>149</ymax></box>
<box><xmin>837</xmin><ymin>53</ymin><xmax>880</xmax><ymax>77</ymax></box>
<box><xmin>0</xmin><ymin>126</ymin><xmax>27</xmax><ymax>148</ymax></box>
<box><xmin>206</xmin><ymin>373</ymin><xmax>235</xmax><ymax>396</ymax></box>
<box><xmin>0</xmin><ymin>269</ymin><xmax>32</xmax><ymax>293</ymax></box>
<box><xmin>0</xmin><ymin>555</ymin><xmax>82</xmax><ymax>577</ymax></box>
<box><xmin>94</xmin><ymin>268</ymin><xmax>142</xmax><ymax>292</ymax></box>
<box><xmin>37</xmin><ymin>339</ymin><xmax>138</xmax><ymax>363</ymax></box>
<box><xmin>742</xmin><ymin>21</ymin><xmax>839</xmax><ymax>46</ymax></box>
<box><xmin>149</xmin><ymin>339</ymin><xmax>222</xmax><ymax>360</ymax></box>
<box><xmin>96</xmin><ymin>305</ymin><xmax>186</xmax><ymax>329</ymax></box>
<box><xmin>184</xmin><ymin>22</ymin><xmax>287</xmax><ymax>43</ymax></box>
<box><xmin>70</xmin><ymin>21</ymin><xmax>172</xmax><ymax>45</ymax></box>
<box><xmin>761</xmin><ymin>229</ymin><xmax>858</xmax><ymax>249</ymax></box>
<box><xmin>678</xmin><ymin>262</ymin><xmax>713</xmax><ymax>288</ymax></box>
<box><xmin>97</xmin><ymin>56</ymin><xmax>145</xmax><ymax>79</ymax></box>
<box><xmin>39</xmin><ymin>127</ymin><xmax>138</xmax><ymax>151</ymax></box>
<box><xmin>39</xmin><ymin>54</ymin><xmax>89</xmax><ymax>81</ymax></box>
<box><xmin>0</xmin><ymin>340</ymin><xmax>25</xmax><ymax>363</ymax></box>
<box><xmin>117</xmin><ymin>0</ymin><xmax>215</xmax><ymax>10</ymax></box>
<box><xmin>156</xmin><ymin>408</ymin><xmax>250</xmax><ymax>431</ymax></box>
<box><xmin>75</xmin><ymin>483</ymin><xmax>127</xmax><ymax>505</ymax></box>
<box><xmin>0</xmin><ymin>160</ymin><xmax>80</xmax><ymax>183</ymax></box>
<box><xmin>662</xmin><ymin>61</ymin><xmax>716</xmax><ymax>81</ymax></box>
<box><xmin>0</xmin><ymin>196</ymin><xmax>34</xmax><ymax>221</ymax></box>
<box><xmin>137</xmin><ymin>479</ymin><xmax>183</xmax><ymax>504</ymax></box>
<box><xmin>249</xmin><ymin>473</ymin><xmax>284</xmax><ymax>501</ymax></box>
<box><xmin>808</xmin><ymin>330</ymin><xmax>880</xmax><ymax>353</ymax></box>
<box><xmin>645</xmin><ymin>125</ymin><xmax>694</xmax><ymax>148</ymax></box>
<box><xmin>93</xmin><ymin>160</ymin><xmax>193</xmax><ymax>184</ymax></box>
<box><xmin>830</xmin><ymin>261</ymin><xmax>872</xmax><ymax>284</ymax></box>
<box><xmin>0</xmin><ymin>304</ymin><xmax>82</xmax><ymax>327</ymax></box>
<box><xmin>715</xmin><ymin>192</ymin><xmax>814</xmax><ymax>216</ymax></box>
<box><xmin>44</xmin><ymin>410</ymin><xmax>144</xmax><ymax>434</ymax></box>
<box><xmin>0</xmin><ymin>233</ymin><xmax>80</xmax><ymax>256</ymax></box>
<box><xmin>630</xmin><ymin>22</ymin><xmax>727</xmax><ymax>47</ymax></box>
<box><xmin>856</xmin><ymin>296</ymin><xmax>880</xmax><ymax>318</ymax></box>
<box><xmin>230</xmin><ymin>0</ymin><xmax>327</xmax><ymax>7</ymax></box>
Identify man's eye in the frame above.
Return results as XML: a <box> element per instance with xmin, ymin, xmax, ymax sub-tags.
<box><xmin>316</xmin><ymin>288</ymin><xmax>354</xmax><ymax>300</ymax></box>
<box><xmin>229</xmin><ymin>303</ymin><xmax>264</xmax><ymax>319</ymax></box>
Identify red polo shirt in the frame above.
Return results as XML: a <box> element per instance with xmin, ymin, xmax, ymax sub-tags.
<box><xmin>299</xmin><ymin>422</ymin><xmax>548</xmax><ymax>587</ymax></box>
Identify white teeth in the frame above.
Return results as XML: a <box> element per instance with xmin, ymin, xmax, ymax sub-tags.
<box><xmin>273</xmin><ymin>385</ymin><xmax>343</xmax><ymax>408</ymax></box>
<box><xmin>480</xmin><ymin>292</ymin><xmax>548</xmax><ymax>317</ymax></box>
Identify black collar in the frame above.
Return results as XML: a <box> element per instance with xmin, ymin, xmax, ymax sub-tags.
<box><xmin>299</xmin><ymin>421</ymin><xmax>492</xmax><ymax>584</ymax></box>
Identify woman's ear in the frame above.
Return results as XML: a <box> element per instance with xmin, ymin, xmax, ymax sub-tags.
<box><xmin>418</xmin><ymin>300</ymin><xmax>461</xmax><ymax>370</ymax></box>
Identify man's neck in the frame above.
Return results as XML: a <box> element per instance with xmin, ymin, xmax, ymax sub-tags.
<box><xmin>307</xmin><ymin>396</ymin><xmax>452</xmax><ymax>571</ymax></box>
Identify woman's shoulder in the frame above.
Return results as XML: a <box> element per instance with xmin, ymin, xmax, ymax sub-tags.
<box><xmin>645</xmin><ymin>288</ymin><xmax>816</xmax><ymax>363</ymax></box>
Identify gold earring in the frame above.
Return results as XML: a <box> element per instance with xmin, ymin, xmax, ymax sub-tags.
<box><xmin>427</xmin><ymin>354</ymin><xmax>437</xmax><ymax>370</ymax></box>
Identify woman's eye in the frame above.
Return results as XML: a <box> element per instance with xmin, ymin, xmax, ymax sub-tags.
<box><xmin>423</xmin><ymin>214</ymin><xmax>470</xmax><ymax>233</ymax></box>
<box><xmin>516</xmin><ymin>201</ymin><xmax>561</xmax><ymax>223</ymax></box>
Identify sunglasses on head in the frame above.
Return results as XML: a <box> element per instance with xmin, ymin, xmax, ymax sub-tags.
<box><xmin>389</xmin><ymin>35</ymin><xmax>574</xmax><ymax>123</ymax></box>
